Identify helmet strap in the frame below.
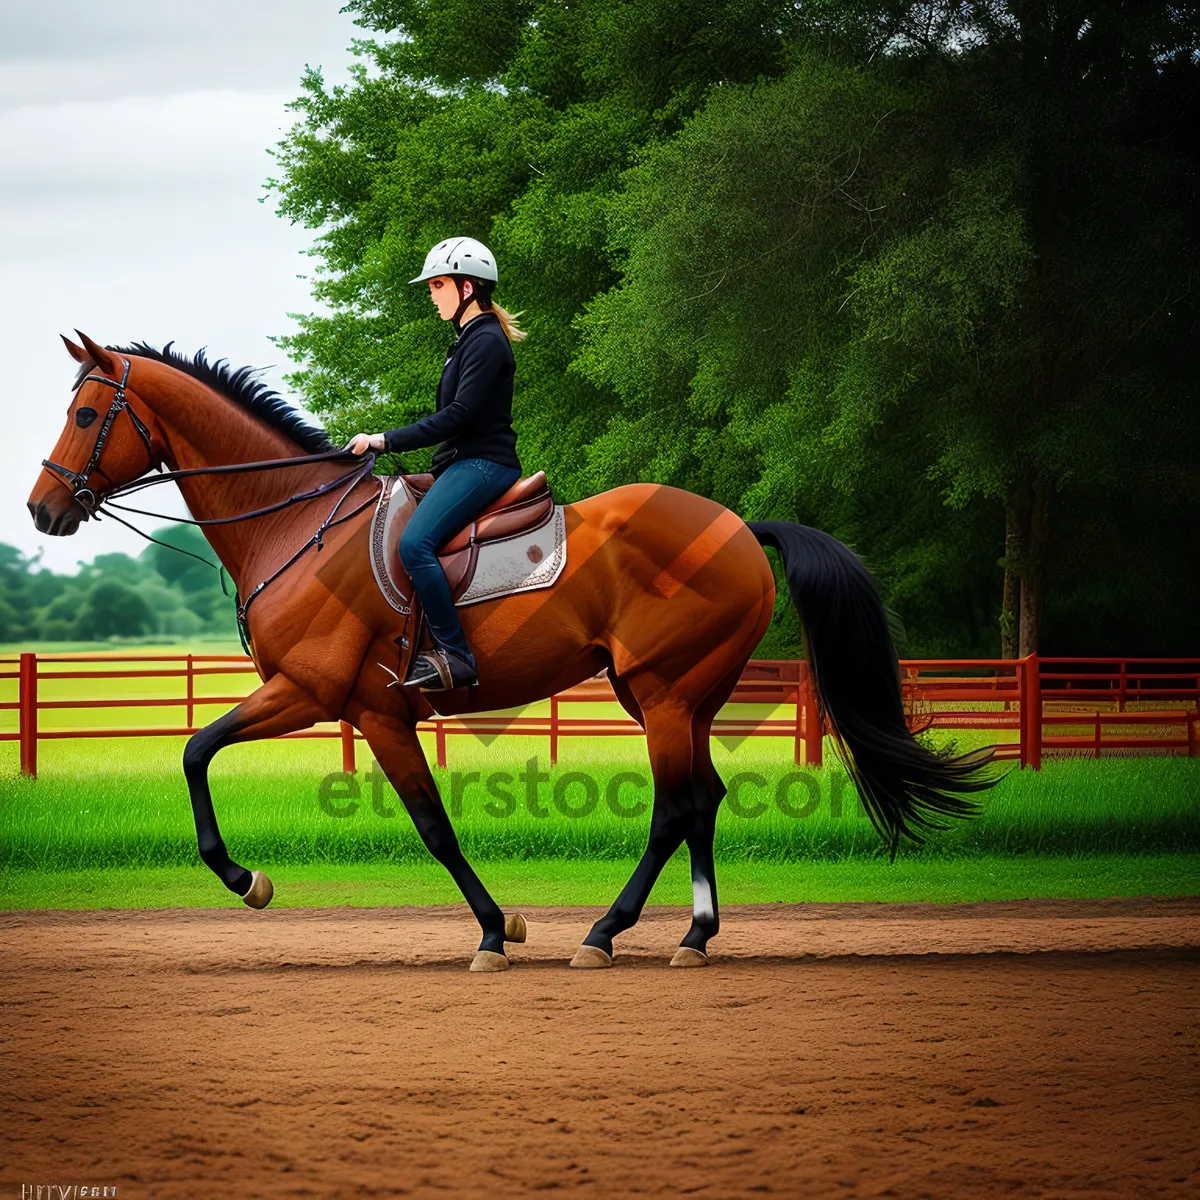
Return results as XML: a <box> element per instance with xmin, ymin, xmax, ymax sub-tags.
<box><xmin>450</xmin><ymin>278</ymin><xmax>476</xmax><ymax>331</ymax></box>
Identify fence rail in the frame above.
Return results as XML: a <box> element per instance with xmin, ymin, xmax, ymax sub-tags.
<box><xmin>2</xmin><ymin>651</ymin><xmax>1197</xmax><ymax>778</ymax></box>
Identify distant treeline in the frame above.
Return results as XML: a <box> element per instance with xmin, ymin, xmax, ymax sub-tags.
<box><xmin>0</xmin><ymin>526</ymin><xmax>237</xmax><ymax>644</ymax></box>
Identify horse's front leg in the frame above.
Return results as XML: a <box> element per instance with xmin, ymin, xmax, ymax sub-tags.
<box><xmin>357</xmin><ymin>708</ymin><xmax>524</xmax><ymax>972</ymax></box>
<box><xmin>183</xmin><ymin>673</ymin><xmax>328</xmax><ymax>906</ymax></box>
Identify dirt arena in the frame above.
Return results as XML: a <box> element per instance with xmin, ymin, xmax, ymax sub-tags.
<box><xmin>2</xmin><ymin>898</ymin><xmax>1198</xmax><ymax>1198</ymax></box>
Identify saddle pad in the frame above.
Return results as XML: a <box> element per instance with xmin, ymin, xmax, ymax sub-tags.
<box><xmin>369</xmin><ymin>475</ymin><xmax>567</xmax><ymax>615</ymax></box>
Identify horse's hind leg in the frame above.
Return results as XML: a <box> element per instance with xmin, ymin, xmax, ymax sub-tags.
<box><xmin>356</xmin><ymin>708</ymin><xmax>518</xmax><ymax>971</ymax></box>
<box><xmin>672</xmin><ymin>657</ymin><xmax>746</xmax><ymax>965</ymax></box>
<box><xmin>673</xmin><ymin>788</ymin><xmax>723</xmax><ymax>966</ymax></box>
<box><xmin>572</xmin><ymin>702</ymin><xmax>698</xmax><ymax>968</ymax></box>
<box><xmin>675</xmin><ymin>741</ymin><xmax>724</xmax><ymax>966</ymax></box>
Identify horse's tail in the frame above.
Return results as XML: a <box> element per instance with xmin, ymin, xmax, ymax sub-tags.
<box><xmin>747</xmin><ymin>520</ymin><xmax>1002</xmax><ymax>858</ymax></box>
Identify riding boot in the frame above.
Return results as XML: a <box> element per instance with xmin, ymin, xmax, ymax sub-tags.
<box><xmin>403</xmin><ymin>634</ymin><xmax>478</xmax><ymax>691</ymax></box>
<box><xmin>401</xmin><ymin>608</ymin><xmax>431</xmax><ymax>685</ymax></box>
<box><xmin>401</xmin><ymin>609</ymin><xmax>478</xmax><ymax>690</ymax></box>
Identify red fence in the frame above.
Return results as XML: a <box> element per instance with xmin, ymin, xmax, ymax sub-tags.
<box><xmin>2</xmin><ymin>652</ymin><xmax>1197</xmax><ymax>779</ymax></box>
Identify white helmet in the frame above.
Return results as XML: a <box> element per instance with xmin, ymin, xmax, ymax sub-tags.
<box><xmin>409</xmin><ymin>236</ymin><xmax>498</xmax><ymax>284</ymax></box>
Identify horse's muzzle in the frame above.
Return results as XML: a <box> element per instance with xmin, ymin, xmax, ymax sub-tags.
<box><xmin>27</xmin><ymin>498</ymin><xmax>89</xmax><ymax>537</ymax></box>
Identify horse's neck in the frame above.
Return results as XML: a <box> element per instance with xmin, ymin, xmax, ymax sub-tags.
<box><xmin>137</xmin><ymin>366</ymin><xmax>351</xmax><ymax>592</ymax></box>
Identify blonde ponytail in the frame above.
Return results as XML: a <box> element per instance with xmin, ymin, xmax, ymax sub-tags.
<box><xmin>468</xmin><ymin>275</ymin><xmax>527</xmax><ymax>342</ymax></box>
<box><xmin>491</xmin><ymin>300</ymin><xmax>527</xmax><ymax>343</ymax></box>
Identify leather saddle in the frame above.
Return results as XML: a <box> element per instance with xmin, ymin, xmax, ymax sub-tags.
<box><xmin>389</xmin><ymin>470</ymin><xmax>554</xmax><ymax>685</ymax></box>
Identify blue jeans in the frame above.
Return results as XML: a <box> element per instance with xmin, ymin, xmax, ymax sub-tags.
<box><xmin>398</xmin><ymin>457</ymin><xmax>522</xmax><ymax>664</ymax></box>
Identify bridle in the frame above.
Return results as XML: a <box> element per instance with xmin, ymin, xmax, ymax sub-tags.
<box><xmin>40</xmin><ymin>354</ymin><xmax>382</xmax><ymax>655</ymax></box>
<box><xmin>41</xmin><ymin>356</ymin><xmax>156</xmax><ymax>512</ymax></box>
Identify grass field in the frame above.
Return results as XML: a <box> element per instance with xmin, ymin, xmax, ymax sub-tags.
<box><xmin>1</xmin><ymin>733</ymin><xmax>1197</xmax><ymax>908</ymax></box>
<box><xmin>2</xmin><ymin>641</ymin><xmax>1197</xmax><ymax>909</ymax></box>
<box><xmin>3</xmin><ymin>855</ymin><xmax>1195</xmax><ymax>909</ymax></box>
<box><xmin>4</xmin><ymin>736</ymin><xmax>1200</xmax><ymax>866</ymax></box>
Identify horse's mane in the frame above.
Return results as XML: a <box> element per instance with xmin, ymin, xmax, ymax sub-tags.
<box><xmin>73</xmin><ymin>341</ymin><xmax>334</xmax><ymax>455</ymax></box>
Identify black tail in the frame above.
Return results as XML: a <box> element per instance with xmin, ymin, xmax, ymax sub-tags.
<box><xmin>748</xmin><ymin>520</ymin><xmax>1003</xmax><ymax>858</ymax></box>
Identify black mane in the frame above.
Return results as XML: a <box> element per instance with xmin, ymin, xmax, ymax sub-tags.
<box><xmin>74</xmin><ymin>341</ymin><xmax>333</xmax><ymax>455</ymax></box>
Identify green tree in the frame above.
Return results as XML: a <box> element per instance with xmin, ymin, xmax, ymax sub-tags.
<box><xmin>141</xmin><ymin>525</ymin><xmax>218</xmax><ymax>587</ymax></box>
<box><xmin>72</xmin><ymin>580</ymin><xmax>155</xmax><ymax>640</ymax></box>
<box><xmin>267</xmin><ymin>0</ymin><xmax>1200</xmax><ymax>656</ymax></box>
<box><xmin>77</xmin><ymin>552</ymin><xmax>150</xmax><ymax>585</ymax></box>
<box><xmin>0</xmin><ymin>545</ymin><xmax>35</xmax><ymax>641</ymax></box>
<box><xmin>0</xmin><ymin>595</ymin><xmax>28</xmax><ymax>643</ymax></box>
<box><xmin>140</xmin><ymin>525</ymin><xmax>237</xmax><ymax>632</ymax></box>
<box><xmin>40</xmin><ymin>618</ymin><xmax>75</xmax><ymax>643</ymax></box>
<box><xmin>269</xmin><ymin>0</ymin><xmax>802</xmax><ymax>494</ymax></box>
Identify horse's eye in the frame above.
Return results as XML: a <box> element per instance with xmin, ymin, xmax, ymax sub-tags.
<box><xmin>76</xmin><ymin>408</ymin><xmax>98</xmax><ymax>428</ymax></box>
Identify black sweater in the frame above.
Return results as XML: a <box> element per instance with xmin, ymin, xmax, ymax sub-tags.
<box><xmin>382</xmin><ymin>312</ymin><xmax>521</xmax><ymax>477</ymax></box>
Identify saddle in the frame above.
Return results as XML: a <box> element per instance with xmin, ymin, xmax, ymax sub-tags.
<box><xmin>368</xmin><ymin>469</ymin><xmax>566</xmax><ymax>688</ymax></box>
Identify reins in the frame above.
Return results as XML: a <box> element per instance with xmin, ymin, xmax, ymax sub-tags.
<box><xmin>42</xmin><ymin>356</ymin><xmax>384</xmax><ymax>656</ymax></box>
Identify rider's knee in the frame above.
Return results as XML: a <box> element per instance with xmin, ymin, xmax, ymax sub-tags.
<box><xmin>398</xmin><ymin>526</ymin><xmax>436</xmax><ymax>569</ymax></box>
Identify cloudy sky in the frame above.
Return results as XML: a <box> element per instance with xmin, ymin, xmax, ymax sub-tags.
<box><xmin>2</xmin><ymin>1</ymin><xmax>363</xmax><ymax>572</ymax></box>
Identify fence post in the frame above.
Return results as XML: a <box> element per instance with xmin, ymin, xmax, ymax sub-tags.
<box><xmin>436</xmin><ymin>720</ymin><xmax>447</xmax><ymax>769</ymax></box>
<box><xmin>1019</xmin><ymin>656</ymin><xmax>1029</xmax><ymax>767</ymax></box>
<box><xmin>1021</xmin><ymin>653</ymin><xmax>1042</xmax><ymax>770</ymax></box>
<box><xmin>793</xmin><ymin>682</ymin><xmax>803</xmax><ymax>766</ymax></box>
<box><xmin>185</xmin><ymin>653</ymin><xmax>194</xmax><ymax>730</ymax></box>
<box><xmin>340</xmin><ymin>720</ymin><xmax>356</xmax><ymax>774</ymax></box>
<box><xmin>800</xmin><ymin>661</ymin><xmax>822</xmax><ymax>768</ymax></box>
<box><xmin>550</xmin><ymin>692</ymin><xmax>559</xmax><ymax>767</ymax></box>
<box><xmin>18</xmin><ymin>652</ymin><xmax>37</xmax><ymax>778</ymax></box>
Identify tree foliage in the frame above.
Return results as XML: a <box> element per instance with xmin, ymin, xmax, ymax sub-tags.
<box><xmin>0</xmin><ymin>534</ymin><xmax>237</xmax><ymax>646</ymax></box>
<box><xmin>267</xmin><ymin>0</ymin><xmax>1200</xmax><ymax>656</ymax></box>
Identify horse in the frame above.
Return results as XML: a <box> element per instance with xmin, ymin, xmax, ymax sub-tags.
<box><xmin>28</xmin><ymin>332</ymin><xmax>999</xmax><ymax>971</ymax></box>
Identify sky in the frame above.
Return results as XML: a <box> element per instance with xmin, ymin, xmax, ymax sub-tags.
<box><xmin>1</xmin><ymin>1</ymin><xmax>363</xmax><ymax>573</ymax></box>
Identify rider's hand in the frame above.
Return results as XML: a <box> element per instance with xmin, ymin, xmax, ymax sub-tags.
<box><xmin>347</xmin><ymin>432</ymin><xmax>384</xmax><ymax>455</ymax></box>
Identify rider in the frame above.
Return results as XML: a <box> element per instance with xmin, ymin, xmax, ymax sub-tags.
<box><xmin>348</xmin><ymin>237</ymin><xmax>525</xmax><ymax>691</ymax></box>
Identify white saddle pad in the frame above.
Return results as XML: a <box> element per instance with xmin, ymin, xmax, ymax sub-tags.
<box><xmin>369</xmin><ymin>475</ymin><xmax>567</xmax><ymax>615</ymax></box>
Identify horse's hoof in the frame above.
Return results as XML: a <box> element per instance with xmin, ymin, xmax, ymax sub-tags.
<box><xmin>670</xmin><ymin>946</ymin><xmax>709</xmax><ymax>968</ymax></box>
<box><xmin>470</xmin><ymin>950</ymin><xmax>510</xmax><ymax>973</ymax></box>
<box><xmin>570</xmin><ymin>944</ymin><xmax>613</xmax><ymax>970</ymax></box>
<box><xmin>504</xmin><ymin>913</ymin><xmax>527</xmax><ymax>943</ymax></box>
<box><xmin>242</xmin><ymin>870</ymin><xmax>273</xmax><ymax>910</ymax></box>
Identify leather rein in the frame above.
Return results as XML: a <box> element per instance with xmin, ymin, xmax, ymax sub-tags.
<box><xmin>41</xmin><ymin>356</ymin><xmax>382</xmax><ymax>655</ymax></box>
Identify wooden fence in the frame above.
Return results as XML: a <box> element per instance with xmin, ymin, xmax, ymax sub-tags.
<box><xmin>1</xmin><ymin>652</ymin><xmax>1196</xmax><ymax>779</ymax></box>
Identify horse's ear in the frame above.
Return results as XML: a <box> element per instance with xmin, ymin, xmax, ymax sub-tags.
<box><xmin>61</xmin><ymin>334</ymin><xmax>89</xmax><ymax>363</ymax></box>
<box><xmin>75</xmin><ymin>331</ymin><xmax>117</xmax><ymax>376</ymax></box>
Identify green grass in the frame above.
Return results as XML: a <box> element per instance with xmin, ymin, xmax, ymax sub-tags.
<box><xmin>2</xmin><ymin>854</ymin><xmax>1196</xmax><ymax>910</ymax></box>
<box><xmin>2</xmin><ymin>736</ymin><xmax>1198</xmax><ymax>871</ymax></box>
<box><xmin>2</xmin><ymin>663</ymin><xmax>1196</xmax><ymax>909</ymax></box>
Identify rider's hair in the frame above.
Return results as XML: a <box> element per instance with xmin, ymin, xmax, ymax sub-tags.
<box><xmin>464</xmin><ymin>277</ymin><xmax>527</xmax><ymax>343</ymax></box>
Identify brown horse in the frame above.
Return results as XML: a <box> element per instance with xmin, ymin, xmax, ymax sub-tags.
<box><xmin>28</xmin><ymin>334</ymin><xmax>998</xmax><ymax>970</ymax></box>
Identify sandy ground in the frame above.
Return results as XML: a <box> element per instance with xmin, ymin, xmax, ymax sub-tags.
<box><xmin>2</xmin><ymin>898</ymin><xmax>1198</xmax><ymax>1199</ymax></box>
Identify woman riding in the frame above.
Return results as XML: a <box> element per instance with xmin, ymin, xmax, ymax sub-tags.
<box><xmin>348</xmin><ymin>236</ymin><xmax>525</xmax><ymax>691</ymax></box>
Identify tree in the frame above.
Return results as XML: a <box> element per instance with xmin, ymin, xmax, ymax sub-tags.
<box><xmin>268</xmin><ymin>0</ymin><xmax>802</xmax><ymax>495</ymax></box>
<box><xmin>0</xmin><ymin>595</ymin><xmax>28</xmax><ymax>643</ymax></box>
<box><xmin>0</xmin><ymin>545</ymin><xmax>35</xmax><ymax>641</ymax></box>
<box><xmin>77</xmin><ymin>552</ymin><xmax>150</xmax><ymax>586</ymax></box>
<box><xmin>140</xmin><ymin>525</ymin><xmax>217</xmax><ymax>587</ymax></box>
<box><xmin>266</xmin><ymin>0</ymin><xmax>1200</xmax><ymax>656</ymax></box>
<box><xmin>140</xmin><ymin>525</ymin><xmax>237</xmax><ymax>631</ymax></box>
<box><xmin>72</xmin><ymin>581</ymin><xmax>155</xmax><ymax>640</ymax></box>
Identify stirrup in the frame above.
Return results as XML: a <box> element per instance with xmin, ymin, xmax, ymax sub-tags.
<box><xmin>403</xmin><ymin>646</ymin><xmax>478</xmax><ymax>691</ymax></box>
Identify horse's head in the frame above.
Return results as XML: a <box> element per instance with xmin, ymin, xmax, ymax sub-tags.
<box><xmin>28</xmin><ymin>332</ymin><xmax>164</xmax><ymax>536</ymax></box>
